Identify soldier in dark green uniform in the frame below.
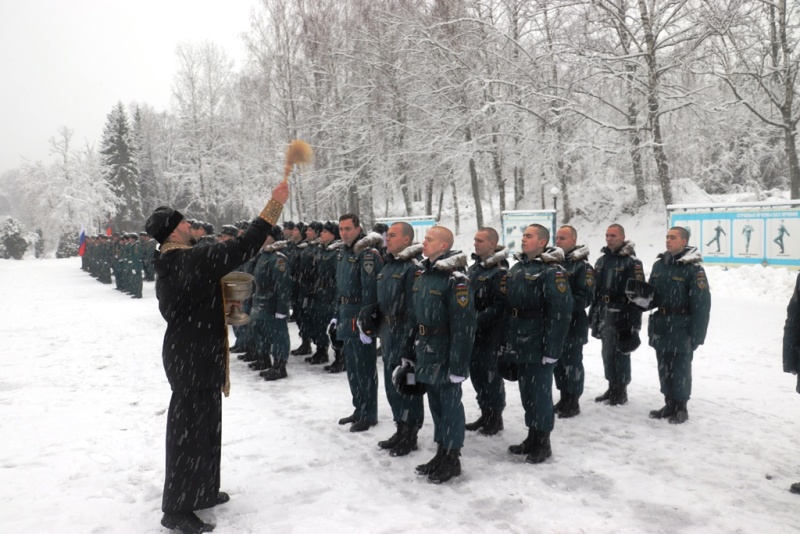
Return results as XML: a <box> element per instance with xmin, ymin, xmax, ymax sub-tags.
<box><xmin>310</xmin><ymin>221</ymin><xmax>343</xmax><ymax>367</ymax></box>
<box><xmin>374</xmin><ymin>222</ymin><xmax>424</xmax><ymax>456</ymax></box>
<box><xmin>505</xmin><ymin>224</ymin><xmax>573</xmax><ymax>464</ymax></box>
<box><xmin>552</xmin><ymin>226</ymin><xmax>594</xmax><ymax>418</ymax></box>
<box><xmin>465</xmin><ymin>227</ymin><xmax>508</xmax><ymax>436</ymax></box>
<box><xmin>334</xmin><ymin>214</ymin><xmax>384</xmax><ymax>432</ymax></box>
<box><xmin>97</xmin><ymin>235</ymin><xmax>112</xmax><ymax>284</ymax></box>
<box><xmin>590</xmin><ymin>224</ymin><xmax>645</xmax><ymax>406</ymax></box>
<box><xmin>783</xmin><ymin>272</ymin><xmax>800</xmax><ymax>494</ymax></box>
<box><xmin>300</xmin><ymin>221</ymin><xmax>324</xmax><ymax>362</ymax></box>
<box><xmin>128</xmin><ymin>233</ymin><xmax>143</xmax><ymax>299</ymax></box>
<box><xmin>411</xmin><ymin>226</ymin><xmax>475</xmax><ymax>484</ymax></box>
<box><xmin>139</xmin><ymin>232</ymin><xmax>156</xmax><ymax>282</ymax></box>
<box><xmin>250</xmin><ymin>225</ymin><xmax>293</xmax><ymax>381</ymax></box>
<box><xmin>234</xmin><ymin>252</ymin><xmax>260</xmax><ymax>362</ymax></box>
<box><xmin>641</xmin><ymin>226</ymin><xmax>710</xmax><ymax>424</ymax></box>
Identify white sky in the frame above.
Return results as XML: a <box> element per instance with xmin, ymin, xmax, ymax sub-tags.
<box><xmin>0</xmin><ymin>0</ymin><xmax>260</xmax><ymax>174</ymax></box>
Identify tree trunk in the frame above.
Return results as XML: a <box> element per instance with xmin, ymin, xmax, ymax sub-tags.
<box><xmin>451</xmin><ymin>170</ymin><xmax>460</xmax><ymax>234</ymax></box>
<box><xmin>465</xmin><ymin>127</ymin><xmax>483</xmax><ymax>230</ymax></box>
<box><xmin>637</xmin><ymin>0</ymin><xmax>673</xmax><ymax>206</ymax></box>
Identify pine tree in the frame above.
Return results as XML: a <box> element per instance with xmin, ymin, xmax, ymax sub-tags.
<box><xmin>100</xmin><ymin>102</ymin><xmax>141</xmax><ymax>230</ymax></box>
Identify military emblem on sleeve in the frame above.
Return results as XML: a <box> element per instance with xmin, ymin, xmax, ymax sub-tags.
<box><xmin>585</xmin><ymin>267</ymin><xmax>595</xmax><ymax>287</ymax></box>
<box><xmin>554</xmin><ymin>271</ymin><xmax>568</xmax><ymax>294</ymax></box>
<box><xmin>455</xmin><ymin>283</ymin><xmax>469</xmax><ymax>308</ymax></box>
<box><xmin>696</xmin><ymin>269</ymin><xmax>708</xmax><ymax>290</ymax></box>
<box><xmin>500</xmin><ymin>274</ymin><xmax>507</xmax><ymax>295</ymax></box>
<box><xmin>364</xmin><ymin>253</ymin><xmax>375</xmax><ymax>275</ymax></box>
<box><xmin>277</xmin><ymin>258</ymin><xmax>287</xmax><ymax>272</ymax></box>
<box><xmin>634</xmin><ymin>263</ymin><xmax>645</xmax><ymax>281</ymax></box>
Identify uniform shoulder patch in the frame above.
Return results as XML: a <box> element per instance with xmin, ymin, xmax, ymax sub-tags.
<box><xmin>455</xmin><ymin>283</ymin><xmax>470</xmax><ymax>308</ymax></box>
<box><xmin>554</xmin><ymin>270</ymin><xmax>568</xmax><ymax>294</ymax></box>
<box><xmin>585</xmin><ymin>266</ymin><xmax>595</xmax><ymax>287</ymax></box>
<box><xmin>277</xmin><ymin>257</ymin><xmax>287</xmax><ymax>272</ymax></box>
<box><xmin>500</xmin><ymin>274</ymin><xmax>507</xmax><ymax>294</ymax></box>
<box><xmin>363</xmin><ymin>254</ymin><xmax>375</xmax><ymax>275</ymax></box>
<box><xmin>634</xmin><ymin>262</ymin><xmax>645</xmax><ymax>281</ymax></box>
<box><xmin>696</xmin><ymin>269</ymin><xmax>708</xmax><ymax>290</ymax></box>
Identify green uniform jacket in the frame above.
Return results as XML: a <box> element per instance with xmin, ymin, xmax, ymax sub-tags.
<box><xmin>783</xmin><ymin>273</ymin><xmax>800</xmax><ymax>374</ymax></box>
<box><xmin>562</xmin><ymin>244</ymin><xmax>595</xmax><ymax>344</ymax></box>
<box><xmin>251</xmin><ymin>242</ymin><xmax>293</xmax><ymax>317</ymax></box>
<box><xmin>647</xmin><ymin>247</ymin><xmax>711</xmax><ymax>352</ymax></box>
<box><xmin>467</xmin><ymin>246</ymin><xmax>509</xmax><ymax>349</ymax></box>
<box><xmin>590</xmin><ymin>240</ymin><xmax>645</xmax><ymax>336</ymax></box>
<box><xmin>297</xmin><ymin>239</ymin><xmax>318</xmax><ymax>303</ymax></box>
<box><xmin>505</xmin><ymin>248</ymin><xmax>574</xmax><ymax>363</ymax></box>
<box><xmin>411</xmin><ymin>250</ymin><xmax>476</xmax><ymax>384</ymax></box>
<box><xmin>335</xmin><ymin>232</ymin><xmax>384</xmax><ymax>338</ymax></box>
<box><xmin>377</xmin><ymin>243</ymin><xmax>422</xmax><ymax>366</ymax></box>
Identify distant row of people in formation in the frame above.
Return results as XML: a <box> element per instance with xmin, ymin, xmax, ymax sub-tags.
<box><xmin>224</xmin><ymin>215</ymin><xmax>711</xmax><ymax>485</ymax></box>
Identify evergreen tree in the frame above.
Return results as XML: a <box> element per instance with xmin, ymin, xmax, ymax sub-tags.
<box><xmin>100</xmin><ymin>102</ymin><xmax>141</xmax><ymax>231</ymax></box>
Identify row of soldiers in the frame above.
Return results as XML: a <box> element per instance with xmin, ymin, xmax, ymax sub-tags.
<box><xmin>81</xmin><ymin>232</ymin><xmax>156</xmax><ymax>298</ymax></box>
<box><xmin>225</xmin><ymin>215</ymin><xmax>711</xmax><ymax>484</ymax></box>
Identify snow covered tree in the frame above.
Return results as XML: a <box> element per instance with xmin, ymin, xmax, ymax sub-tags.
<box><xmin>100</xmin><ymin>102</ymin><xmax>141</xmax><ymax>230</ymax></box>
<box><xmin>0</xmin><ymin>216</ymin><xmax>28</xmax><ymax>259</ymax></box>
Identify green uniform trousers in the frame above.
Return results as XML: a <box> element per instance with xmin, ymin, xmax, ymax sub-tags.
<box><xmin>656</xmin><ymin>350</ymin><xmax>693</xmax><ymax>401</ymax></box>
<box><xmin>344</xmin><ymin>338</ymin><xmax>378</xmax><ymax>422</ymax></box>
<box><xmin>425</xmin><ymin>381</ymin><xmax>465</xmax><ymax>450</ymax></box>
<box><xmin>518</xmin><ymin>362</ymin><xmax>555</xmax><ymax>432</ymax></box>
<box><xmin>382</xmin><ymin>358</ymin><xmax>424</xmax><ymax>427</ymax></box>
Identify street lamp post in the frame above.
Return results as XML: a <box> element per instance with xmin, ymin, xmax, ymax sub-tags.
<box><xmin>550</xmin><ymin>185</ymin><xmax>560</xmax><ymax>229</ymax></box>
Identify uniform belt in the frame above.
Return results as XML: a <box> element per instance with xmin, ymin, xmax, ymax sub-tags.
<box><xmin>510</xmin><ymin>308</ymin><xmax>544</xmax><ymax>318</ymax></box>
<box><xmin>384</xmin><ymin>315</ymin><xmax>406</xmax><ymax>325</ymax></box>
<box><xmin>340</xmin><ymin>296</ymin><xmax>362</xmax><ymax>304</ymax></box>
<box><xmin>418</xmin><ymin>324</ymin><xmax>449</xmax><ymax>336</ymax></box>
<box><xmin>601</xmin><ymin>294</ymin><xmax>628</xmax><ymax>304</ymax></box>
<box><xmin>654</xmin><ymin>307</ymin><xmax>690</xmax><ymax>315</ymax></box>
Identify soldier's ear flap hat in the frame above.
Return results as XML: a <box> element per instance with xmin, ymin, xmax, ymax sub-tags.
<box><xmin>269</xmin><ymin>224</ymin><xmax>284</xmax><ymax>242</ymax></box>
<box><xmin>145</xmin><ymin>206</ymin><xmax>184</xmax><ymax>245</ymax></box>
<box><xmin>323</xmin><ymin>220</ymin><xmax>340</xmax><ymax>239</ymax></box>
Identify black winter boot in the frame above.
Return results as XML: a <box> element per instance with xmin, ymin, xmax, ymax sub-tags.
<box><xmin>378</xmin><ymin>423</ymin><xmax>403</xmax><ymax>450</ymax></box>
<box><xmin>249</xmin><ymin>355</ymin><xmax>271</xmax><ymax>371</ymax></box>
<box><xmin>649</xmin><ymin>397</ymin><xmax>676</xmax><ymax>419</ymax></box>
<box><xmin>525</xmin><ymin>431</ymin><xmax>552</xmax><ymax>464</ymax></box>
<box><xmin>160</xmin><ymin>512</ymin><xmax>214</xmax><ymax>533</ymax></box>
<box><xmin>479</xmin><ymin>410</ymin><xmax>504</xmax><ymax>436</ymax></box>
<box><xmin>465</xmin><ymin>410</ymin><xmax>488</xmax><ymax>432</ymax></box>
<box><xmin>668</xmin><ymin>401</ymin><xmax>689</xmax><ymax>424</ymax></box>
<box><xmin>609</xmin><ymin>383</ymin><xmax>628</xmax><ymax>406</ymax></box>
<box><xmin>595</xmin><ymin>384</ymin><xmax>612</xmax><ymax>403</ymax></box>
<box><xmin>262</xmin><ymin>359</ymin><xmax>288</xmax><ymax>381</ymax></box>
<box><xmin>508</xmin><ymin>427</ymin><xmax>536</xmax><ymax>455</ymax></box>
<box><xmin>416</xmin><ymin>443</ymin><xmax>445</xmax><ymax>475</ymax></box>
<box><xmin>238</xmin><ymin>351</ymin><xmax>257</xmax><ymax>362</ymax></box>
<box><xmin>557</xmin><ymin>393</ymin><xmax>581</xmax><ymax>419</ymax></box>
<box><xmin>306</xmin><ymin>347</ymin><xmax>330</xmax><ymax>365</ymax></box>
<box><xmin>428</xmin><ymin>448</ymin><xmax>461</xmax><ymax>484</ymax></box>
<box><xmin>325</xmin><ymin>350</ymin><xmax>345</xmax><ymax>373</ymax></box>
<box><xmin>390</xmin><ymin>424</ymin><xmax>419</xmax><ymax>457</ymax></box>
<box><xmin>291</xmin><ymin>339</ymin><xmax>312</xmax><ymax>356</ymax></box>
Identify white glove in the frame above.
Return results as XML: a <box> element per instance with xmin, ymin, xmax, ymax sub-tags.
<box><xmin>401</xmin><ymin>358</ymin><xmax>415</xmax><ymax>368</ymax></box>
<box><xmin>359</xmin><ymin>332</ymin><xmax>373</xmax><ymax>344</ymax></box>
<box><xmin>632</xmin><ymin>296</ymin><xmax>652</xmax><ymax>309</ymax></box>
<box><xmin>542</xmin><ymin>356</ymin><xmax>558</xmax><ymax>365</ymax></box>
<box><xmin>275</xmin><ymin>313</ymin><xmax>287</xmax><ymax>319</ymax></box>
<box><xmin>329</xmin><ymin>318</ymin><xmax>338</xmax><ymax>327</ymax></box>
<box><xmin>449</xmin><ymin>374</ymin><xmax>466</xmax><ymax>383</ymax></box>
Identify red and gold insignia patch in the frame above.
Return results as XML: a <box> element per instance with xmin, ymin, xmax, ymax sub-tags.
<box><xmin>455</xmin><ymin>283</ymin><xmax>469</xmax><ymax>308</ymax></box>
<box><xmin>696</xmin><ymin>270</ymin><xmax>708</xmax><ymax>290</ymax></box>
<box><xmin>277</xmin><ymin>258</ymin><xmax>287</xmax><ymax>272</ymax></box>
<box><xmin>554</xmin><ymin>271</ymin><xmax>567</xmax><ymax>294</ymax></box>
<box><xmin>364</xmin><ymin>255</ymin><xmax>375</xmax><ymax>275</ymax></box>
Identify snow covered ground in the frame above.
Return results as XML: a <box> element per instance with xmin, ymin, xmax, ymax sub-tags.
<box><xmin>3</xmin><ymin>238</ymin><xmax>800</xmax><ymax>533</ymax></box>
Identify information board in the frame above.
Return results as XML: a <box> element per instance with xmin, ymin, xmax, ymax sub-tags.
<box><xmin>500</xmin><ymin>210</ymin><xmax>557</xmax><ymax>255</ymax></box>
<box><xmin>374</xmin><ymin>215</ymin><xmax>437</xmax><ymax>244</ymax></box>
<box><xmin>667</xmin><ymin>201</ymin><xmax>800</xmax><ymax>267</ymax></box>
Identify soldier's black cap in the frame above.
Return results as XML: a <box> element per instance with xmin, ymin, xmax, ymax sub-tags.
<box><xmin>322</xmin><ymin>220</ymin><xmax>340</xmax><ymax>239</ymax></box>
<box><xmin>308</xmin><ymin>220</ymin><xmax>323</xmax><ymax>234</ymax></box>
<box><xmin>204</xmin><ymin>223</ymin><xmax>214</xmax><ymax>235</ymax></box>
<box><xmin>295</xmin><ymin>221</ymin><xmax>307</xmax><ymax>234</ymax></box>
<box><xmin>269</xmin><ymin>224</ymin><xmax>284</xmax><ymax>242</ymax></box>
<box><xmin>372</xmin><ymin>223</ymin><xmax>389</xmax><ymax>235</ymax></box>
<box><xmin>221</xmin><ymin>225</ymin><xmax>238</xmax><ymax>238</ymax></box>
<box><xmin>145</xmin><ymin>206</ymin><xmax>184</xmax><ymax>245</ymax></box>
<box><xmin>283</xmin><ymin>221</ymin><xmax>295</xmax><ymax>230</ymax></box>
<box><xmin>138</xmin><ymin>231</ymin><xmax>149</xmax><ymax>237</ymax></box>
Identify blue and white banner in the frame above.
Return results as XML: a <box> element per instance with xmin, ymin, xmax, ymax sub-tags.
<box><xmin>374</xmin><ymin>216</ymin><xmax>437</xmax><ymax>244</ymax></box>
<box><xmin>668</xmin><ymin>201</ymin><xmax>800</xmax><ymax>267</ymax></box>
<box><xmin>500</xmin><ymin>210</ymin><xmax>557</xmax><ymax>255</ymax></box>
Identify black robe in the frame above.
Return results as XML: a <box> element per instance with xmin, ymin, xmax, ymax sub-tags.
<box><xmin>154</xmin><ymin>218</ymin><xmax>270</xmax><ymax>513</ymax></box>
